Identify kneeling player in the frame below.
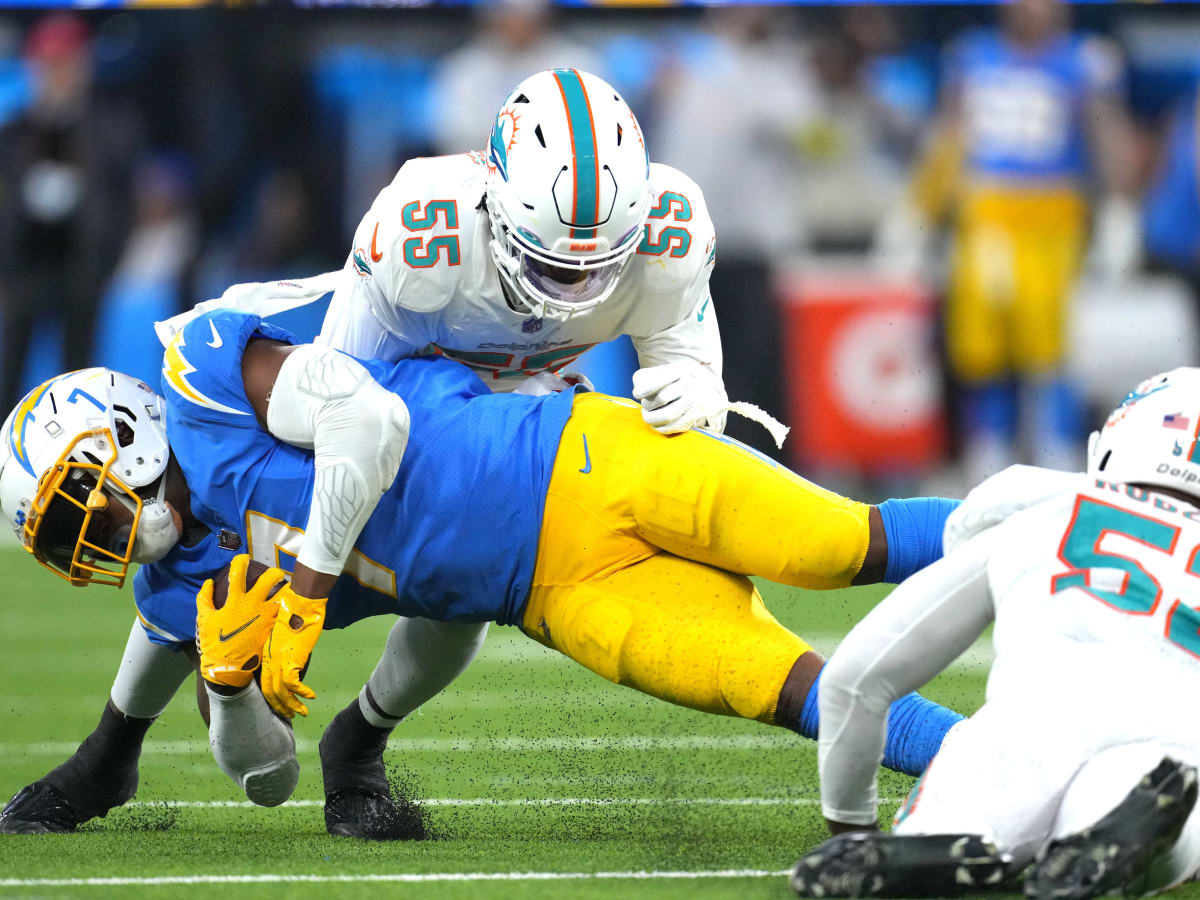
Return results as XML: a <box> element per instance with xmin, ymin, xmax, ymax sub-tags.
<box><xmin>793</xmin><ymin>370</ymin><xmax>1200</xmax><ymax>899</ymax></box>
<box><xmin>0</xmin><ymin>308</ymin><xmax>960</xmax><ymax>836</ymax></box>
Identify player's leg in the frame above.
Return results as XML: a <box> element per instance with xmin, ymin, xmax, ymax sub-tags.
<box><xmin>549</xmin><ymin>393</ymin><xmax>954</xmax><ymax>590</ymax></box>
<box><xmin>319</xmin><ymin>617</ymin><xmax>484</xmax><ymax>839</ymax></box>
<box><xmin>1011</xmin><ymin>189</ymin><xmax>1087</xmax><ymax>472</ymax></box>
<box><xmin>946</xmin><ymin>190</ymin><xmax>1018</xmax><ymax>486</ymax></box>
<box><xmin>793</xmin><ymin>702</ymin><xmax>1082</xmax><ymax>898</ymax></box>
<box><xmin>523</xmin><ymin>553</ymin><xmax>960</xmax><ymax>776</ymax></box>
<box><xmin>0</xmin><ymin>621</ymin><xmax>193</xmax><ymax>833</ymax></box>
<box><xmin>205</xmin><ymin>680</ymin><xmax>299</xmax><ymax>807</ymax></box>
<box><xmin>1027</xmin><ymin>744</ymin><xmax>1200</xmax><ymax>899</ymax></box>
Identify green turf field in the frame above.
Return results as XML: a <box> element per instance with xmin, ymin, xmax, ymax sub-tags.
<box><xmin>0</xmin><ymin>544</ymin><xmax>1196</xmax><ymax>898</ymax></box>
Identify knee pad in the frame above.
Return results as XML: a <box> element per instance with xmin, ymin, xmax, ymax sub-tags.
<box><xmin>716</xmin><ymin>591</ymin><xmax>810</xmax><ymax>724</ymax></box>
<box><xmin>206</xmin><ymin>684</ymin><xmax>300</xmax><ymax>806</ymax></box>
<box><xmin>241</xmin><ymin>756</ymin><xmax>301</xmax><ymax>808</ymax></box>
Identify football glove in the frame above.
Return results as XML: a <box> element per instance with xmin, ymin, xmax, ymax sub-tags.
<box><xmin>196</xmin><ymin>555</ymin><xmax>287</xmax><ymax>689</ymax></box>
<box><xmin>260</xmin><ymin>585</ymin><xmax>328</xmax><ymax>718</ymax></box>
<box><xmin>633</xmin><ymin>361</ymin><xmax>726</xmax><ymax>434</ymax></box>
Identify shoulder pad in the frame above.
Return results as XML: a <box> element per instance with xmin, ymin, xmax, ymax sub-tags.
<box><xmin>163</xmin><ymin>310</ymin><xmax>285</xmax><ymax>420</ymax></box>
<box><xmin>360</xmin><ymin>155</ymin><xmax>488</xmax><ymax>314</ymax></box>
<box><xmin>944</xmin><ymin>465</ymin><xmax>1088</xmax><ymax>556</ymax></box>
<box><xmin>637</xmin><ymin>163</ymin><xmax>717</xmax><ymax>295</ymax></box>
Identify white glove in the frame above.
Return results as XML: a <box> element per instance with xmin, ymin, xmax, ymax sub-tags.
<box><xmin>512</xmin><ymin>371</ymin><xmax>594</xmax><ymax>397</ymax></box>
<box><xmin>943</xmin><ymin>464</ymin><xmax>1088</xmax><ymax>555</ymax></box>
<box><xmin>632</xmin><ymin>362</ymin><xmax>726</xmax><ymax>434</ymax></box>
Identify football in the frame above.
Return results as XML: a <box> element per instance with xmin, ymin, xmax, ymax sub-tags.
<box><xmin>209</xmin><ymin>558</ymin><xmax>273</xmax><ymax>611</ymax></box>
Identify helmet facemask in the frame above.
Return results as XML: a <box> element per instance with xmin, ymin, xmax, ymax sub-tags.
<box><xmin>486</xmin><ymin>194</ymin><xmax>641</xmax><ymax>321</ymax></box>
<box><xmin>25</xmin><ymin>426</ymin><xmax>177</xmax><ymax>587</ymax></box>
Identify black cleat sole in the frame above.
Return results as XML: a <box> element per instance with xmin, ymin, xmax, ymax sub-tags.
<box><xmin>1025</xmin><ymin>757</ymin><xmax>1198</xmax><ymax>900</ymax></box>
<box><xmin>792</xmin><ymin>832</ymin><xmax>1011</xmax><ymax>897</ymax></box>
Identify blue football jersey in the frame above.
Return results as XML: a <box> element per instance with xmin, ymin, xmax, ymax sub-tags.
<box><xmin>133</xmin><ymin>309</ymin><xmax>576</xmax><ymax>646</ymax></box>
<box><xmin>947</xmin><ymin>29</ymin><xmax>1123</xmax><ymax>181</ymax></box>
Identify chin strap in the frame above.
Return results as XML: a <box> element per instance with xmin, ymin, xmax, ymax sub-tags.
<box><xmin>130</xmin><ymin>474</ymin><xmax>181</xmax><ymax>564</ymax></box>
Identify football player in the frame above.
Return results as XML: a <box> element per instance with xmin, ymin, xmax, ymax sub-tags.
<box><xmin>153</xmin><ymin>67</ymin><xmax>962</xmax><ymax>837</ymax></box>
<box><xmin>0</xmin><ymin>308</ymin><xmax>962</xmax><ymax>835</ymax></box>
<box><xmin>792</xmin><ymin>371</ymin><xmax>1200</xmax><ymax>898</ymax></box>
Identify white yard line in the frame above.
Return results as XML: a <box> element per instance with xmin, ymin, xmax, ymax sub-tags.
<box><xmin>122</xmin><ymin>796</ymin><xmax>900</xmax><ymax>809</ymax></box>
<box><xmin>0</xmin><ymin>870</ymin><xmax>793</xmax><ymax>887</ymax></box>
<box><xmin>0</xmin><ymin>733</ymin><xmax>813</xmax><ymax>756</ymax></box>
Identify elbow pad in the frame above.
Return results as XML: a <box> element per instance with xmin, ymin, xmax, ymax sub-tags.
<box><xmin>266</xmin><ymin>344</ymin><xmax>410</xmax><ymax>576</ymax></box>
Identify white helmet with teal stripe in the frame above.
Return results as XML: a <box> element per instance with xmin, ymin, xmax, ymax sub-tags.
<box><xmin>1088</xmin><ymin>368</ymin><xmax>1200</xmax><ymax>500</ymax></box>
<box><xmin>485</xmin><ymin>68</ymin><xmax>652</xmax><ymax>320</ymax></box>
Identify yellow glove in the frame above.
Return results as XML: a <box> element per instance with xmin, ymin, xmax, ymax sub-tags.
<box><xmin>195</xmin><ymin>555</ymin><xmax>288</xmax><ymax>689</ymax></box>
<box><xmin>260</xmin><ymin>585</ymin><xmax>327</xmax><ymax>718</ymax></box>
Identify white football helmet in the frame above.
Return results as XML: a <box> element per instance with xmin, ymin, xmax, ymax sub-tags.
<box><xmin>1088</xmin><ymin>368</ymin><xmax>1200</xmax><ymax>500</ymax></box>
<box><xmin>0</xmin><ymin>368</ymin><xmax>171</xmax><ymax>587</ymax></box>
<box><xmin>485</xmin><ymin>68</ymin><xmax>652</xmax><ymax>320</ymax></box>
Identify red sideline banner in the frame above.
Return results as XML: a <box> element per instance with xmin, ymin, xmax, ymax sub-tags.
<box><xmin>779</xmin><ymin>267</ymin><xmax>946</xmax><ymax>476</ymax></box>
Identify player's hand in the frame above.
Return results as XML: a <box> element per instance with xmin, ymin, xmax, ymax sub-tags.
<box><xmin>633</xmin><ymin>362</ymin><xmax>725</xmax><ymax>434</ymax></box>
<box><xmin>260</xmin><ymin>585</ymin><xmax>328</xmax><ymax>718</ymax></box>
<box><xmin>195</xmin><ymin>555</ymin><xmax>288</xmax><ymax>689</ymax></box>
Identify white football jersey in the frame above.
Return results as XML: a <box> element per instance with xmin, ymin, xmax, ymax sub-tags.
<box><xmin>327</xmin><ymin>152</ymin><xmax>721</xmax><ymax>391</ymax></box>
<box><xmin>982</xmin><ymin>476</ymin><xmax>1200</xmax><ymax>721</ymax></box>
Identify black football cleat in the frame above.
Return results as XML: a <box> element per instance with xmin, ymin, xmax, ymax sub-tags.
<box><xmin>319</xmin><ymin>699</ymin><xmax>429</xmax><ymax>841</ymax></box>
<box><xmin>1025</xmin><ymin>757</ymin><xmax>1198</xmax><ymax>900</ymax></box>
<box><xmin>323</xmin><ymin>786</ymin><xmax>428</xmax><ymax>841</ymax></box>
<box><xmin>0</xmin><ymin>782</ymin><xmax>88</xmax><ymax>834</ymax></box>
<box><xmin>791</xmin><ymin>832</ymin><xmax>1011</xmax><ymax>897</ymax></box>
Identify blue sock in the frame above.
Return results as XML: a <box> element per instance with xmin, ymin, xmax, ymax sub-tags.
<box><xmin>796</xmin><ymin>666</ymin><xmax>963</xmax><ymax>776</ymax></box>
<box><xmin>877</xmin><ymin>497</ymin><xmax>961</xmax><ymax>583</ymax></box>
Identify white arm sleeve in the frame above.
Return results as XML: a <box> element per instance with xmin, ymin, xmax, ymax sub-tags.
<box><xmin>266</xmin><ymin>344</ymin><xmax>411</xmax><ymax>577</ymax></box>
<box><xmin>631</xmin><ymin>291</ymin><xmax>729</xmax><ymax>431</ymax></box>
<box><xmin>818</xmin><ymin>530</ymin><xmax>998</xmax><ymax>826</ymax></box>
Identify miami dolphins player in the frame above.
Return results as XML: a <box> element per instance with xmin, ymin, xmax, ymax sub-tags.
<box><xmin>151</xmin><ymin>66</ymin><xmax>961</xmax><ymax>838</ymax></box>
<box><xmin>0</xmin><ymin>308</ymin><xmax>961</xmax><ymax>836</ymax></box>
<box><xmin>793</xmin><ymin>372</ymin><xmax>1200</xmax><ymax>899</ymax></box>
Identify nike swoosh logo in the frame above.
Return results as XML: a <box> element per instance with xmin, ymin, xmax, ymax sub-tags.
<box><xmin>371</xmin><ymin>222</ymin><xmax>383</xmax><ymax>263</ymax></box>
<box><xmin>697</xmin><ymin>296</ymin><xmax>711</xmax><ymax>322</ymax></box>
<box><xmin>207</xmin><ymin>320</ymin><xmax>223</xmax><ymax>349</ymax></box>
<box><xmin>579</xmin><ymin>433</ymin><xmax>591</xmax><ymax>474</ymax></box>
<box><xmin>218</xmin><ymin>614</ymin><xmax>259</xmax><ymax>643</ymax></box>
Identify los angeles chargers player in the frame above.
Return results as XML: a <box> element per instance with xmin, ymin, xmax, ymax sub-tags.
<box><xmin>151</xmin><ymin>67</ymin><xmax>960</xmax><ymax>837</ymax></box>
<box><xmin>0</xmin><ymin>308</ymin><xmax>962</xmax><ymax>835</ymax></box>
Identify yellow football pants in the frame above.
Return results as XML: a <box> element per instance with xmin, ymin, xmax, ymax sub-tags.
<box><xmin>946</xmin><ymin>186</ymin><xmax>1086</xmax><ymax>380</ymax></box>
<box><xmin>521</xmin><ymin>393</ymin><xmax>872</xmax><ymax>724</ymax></box>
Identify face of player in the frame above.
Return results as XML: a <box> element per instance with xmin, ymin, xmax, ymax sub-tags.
<box><xmin>35</xmin><ymin>467</ymin><xmax>183</xmax><ymax>577</ymax></box>
<box><xmin>521</xmin><ymin>255</ymin><xmax>625</xmax><ymax>310</ymax></box>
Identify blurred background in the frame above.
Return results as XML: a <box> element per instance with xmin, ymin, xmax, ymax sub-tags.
<box><xmin>1</xmin><ymin>0</ymin><xmax>1198</xmax><ymax>499</ymax></box>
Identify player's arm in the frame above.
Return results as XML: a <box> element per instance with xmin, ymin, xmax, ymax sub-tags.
<box><xmin>630</xmin><ymin>287</ymin><xmax>728</xmax><ymax>434</ymax></box>
<box><xmin>1082</xmin><ymin>37</ymin><xmax>1142</xmax><ymax>280</ymax></box>
<box><xmin>818</xmin><ymin>529</ymin><xmax>996</xmax><ymax>833</ymax></box>
<box><xmin>240</xmin><ymin>338</ymin><xmax>411</xmax><ymax>716</ymax></box>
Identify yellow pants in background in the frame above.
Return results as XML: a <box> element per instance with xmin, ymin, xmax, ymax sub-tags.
<box><xmin>947</xmin><ymin>185</ymin><xmax>1087</xmax><ymax>380</ymax></box>
<box><xmin>522</xmin><ymin>393</ymin><xmax>872</xmax><ymax>724</ymax></box>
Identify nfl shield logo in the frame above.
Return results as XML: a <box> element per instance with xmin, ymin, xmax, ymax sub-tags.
<box><xmin>522</xmin><ymin>317</ymin><xmax>543</xmax><ymax>334</ymax></box>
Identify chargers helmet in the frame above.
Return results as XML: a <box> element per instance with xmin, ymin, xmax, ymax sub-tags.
<box><xmin>485</xmin><ymin>68</ymin><xmax>652</xmax><ymax>320</ymax></box>
<box><xmin>1088</xmin><ymin>368</ymin><xmax>1200</xmax><ymax>500</ymax></box>
<box><xmin>0</xmin><ymin>369</ymin><xmax>171</xmax><ymax>587</ymax></box>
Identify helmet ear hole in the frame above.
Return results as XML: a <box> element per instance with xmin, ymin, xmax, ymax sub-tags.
<box><xmin>1099</xmin><ymin>450</ymin><xmax>1111</xmax><ymax>472</ymax></box>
